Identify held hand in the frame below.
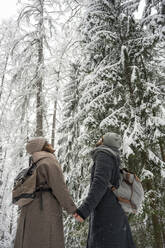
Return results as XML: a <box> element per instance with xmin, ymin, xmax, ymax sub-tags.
<box><xmin>73</xmin><ymin>213</ymin><xmax>84</xmax><ymax>223</ymax></box>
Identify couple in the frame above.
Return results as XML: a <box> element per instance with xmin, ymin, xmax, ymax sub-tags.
<box><xmin>14</xmin><ymin>133</ymin><xmax>136</xmax><ymax>248</ymax></box>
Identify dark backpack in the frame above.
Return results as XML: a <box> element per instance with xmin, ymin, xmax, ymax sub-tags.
<box><xmin>12</xmin><ymin>157</ymin><xmax>42</xmax><ymax>207</ymax></box>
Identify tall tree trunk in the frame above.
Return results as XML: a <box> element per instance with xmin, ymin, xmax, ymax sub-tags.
<box><xmin>9</xmin><ymin>206</ymin><xmax>15</xmax><ymax>235</ymax></box>
<box><xmin>36</xmin><ymin>0</ymin><xmax>44</xmax><ymax>136</ymax></box>
<box><xmin>145</xmin><ymin>179</ymin><xmax>163</xmax><ymax>248</ymax></box>
<box><xmin>51</xmin><ymin>69</ymin><xmax>59</xmax><ymax>146</ymax></box>
<box><xmin>0</xmin><ymin>172</ymin><xmax>9</xmax><ymax>242</ymax></box>
<box><xmin>151</xmin><ymin>214</ymin><xmax>162</xmax><ymax>248</ymax></box>
<box><xmin>122</xmin><ymin>46</ymin><xmax>136</xmax><ymax>107</ymax></box>
<box><xmin>159</xmin><ymin>139</ymin><xmax>165</xmax><ymax>162</ymax></box>
<box><xmin>159</xmin><ymin>139</ymin><xmax>165</xmax><ymax>246</ymax></box>
<box><xmin>0</xmin><ymin>146</ymin><xmax>6</xmax><ymax>191</ymax></box>
<box><xmin>141</xmin><ymin>150</ymin><xmax>163</xmax><ymax>248</ymax></box>
<box><xmin>0</xmin><ymin>142</ymin><xmax>3</xmax><ymax>183</ymax></box>
<box><xmin>51</xmin><ymin>99</ymin><xmax>57</xmax><ymax>147</ymax></box>
<box><xmin>36</xmin><ymin>70</ymin><xmax>43</xmax><ymax>136</ymax></box>
<box><xmin>0</xmin><ymin>53</ymin><xmax>9</xmax><ymax>101</ymax></box>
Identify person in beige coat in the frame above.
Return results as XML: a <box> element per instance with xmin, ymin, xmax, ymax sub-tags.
<box><xmin>14</xmin><ymin>137</ymin><xmax>77</xmax><ymax>248</ymax></box>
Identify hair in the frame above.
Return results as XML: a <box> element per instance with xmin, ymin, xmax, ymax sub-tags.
<box><xmin>96</xmin><ymin>137</ymin><xmax>103</xmax><ymax>147</ymax></box>
<box><xmin>42</xmin><ymin>141</ymin><xmax>52</xmax><ymax>153</ymax></box>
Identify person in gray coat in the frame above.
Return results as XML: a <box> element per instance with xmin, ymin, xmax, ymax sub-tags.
<box><xmin>74</xmin><ymin>132</ymin><xmax>136</xmax><ymax>248</ymax></box>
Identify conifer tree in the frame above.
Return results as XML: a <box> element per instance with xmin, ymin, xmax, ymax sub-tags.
<box><xmin>58</xmin><ymin>0</ymin><xmax>165</xmax><ymax>247</ymax></box>
<box><xmin>57</xmin><ymin>62</ymin><xmax>90</xmax><ymax>247</ymax></box>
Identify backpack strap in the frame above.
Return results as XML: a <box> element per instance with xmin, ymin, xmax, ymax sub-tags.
<box><xmin>29</xmin><ymin>156</ymin><xmax>44</xmax><ymax>167</ymax></box>
<box><xmin>36</xmin><ymin>187</ymin><xmax>52</xmax><ymax>210</ymax></box>
<box><xmin>28</xmin><ymin>157</ymin><xmax>45</xmax><ymax>173</ymax></box>
<box><xmin>28</xmin><ymin>157</ymin><xmax>48</xmax><ymax>210</ymax></box>
<box><xmin>117</xmin><ymin>196</ymin><xmax>136</xmax><ymax>211</ymax></box>
<box><xmin>110</xmin><ymin>184</ymin><xmax>137</xmax><ymax>211</ymax></box>
<box><xmin>109</xmin><ymin>168</ymin><xmax>138</xmax><ymax>211</ymax></box>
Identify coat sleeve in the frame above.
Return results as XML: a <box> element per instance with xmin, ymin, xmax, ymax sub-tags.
<box><xmin>76</xmin><ymin>151</ymin><xmax>114</xmax><ymax>220</ymax></box>
<box><xmin>39</xmin><ymin>157</ymin><xmax>77</xmax><ymax>214</ymax></box>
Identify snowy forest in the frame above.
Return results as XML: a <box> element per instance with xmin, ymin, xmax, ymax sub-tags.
<box><xmin>0</xmin><ymin>0</ymin><xmax>165</xmax><ymax>247</ymax></box>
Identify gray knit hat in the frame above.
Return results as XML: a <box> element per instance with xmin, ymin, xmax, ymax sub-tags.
<box><xmin>26</xmin><ymin>137</ymin><xmax>46</xmax><ymax>154</ymax></box>
<box><xmin>103</xmin><ymin>132</ymin><xmax>121</xmax><ymax>149</ymax></box>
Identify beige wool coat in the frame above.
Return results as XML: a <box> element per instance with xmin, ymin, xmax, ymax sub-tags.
<box><xmin>14</xmin><ymin>151</ymin><xmax>77</xmax><ymax>248</ymax></box>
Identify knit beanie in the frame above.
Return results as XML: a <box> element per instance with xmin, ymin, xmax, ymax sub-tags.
<box><xmin>103</xmin><ymin>132</ymin><xmax>121</xmax><ymax>149</ymax></box>
<box><xmin>26</xmin><ymin>137</ymin><xmax>46</xmax><ymax>154</ymax></box>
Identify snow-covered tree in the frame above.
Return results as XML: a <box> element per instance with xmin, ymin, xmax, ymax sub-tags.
<box><xmin>0</xmin><ymin>1</ymin><xmax>80</xmax><ymax>246</ymax></box>
<box><xmin>0</xmin><ymin>0</ymin><xmax>164</xmax><ymax>247</ymax></box>
<box><xmin>0</xmin><ymin>19</ymin><xmax>24</xmax><ymax>248</ymax></box>
<box><xmin>57</xmin><ymin>62</ymin><xmax>90</xmax><ymax>248</ymax></box>
<box><xmin>142</xmin><ymin>0</ymin><xmax>165</xmax><ymax>40</ymax></box>
<box><xmin>58</xmin><ymin>0</ymin><xmax>165</xmax><ymax>247</ymax></box>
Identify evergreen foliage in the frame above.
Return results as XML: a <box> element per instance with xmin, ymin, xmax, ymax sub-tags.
<box><xmin>0</xmin><ymin>0</ymin><xmax>165</xmax><ymax>247</ymax></box>
<box><xmin>58</xmin><ymin>0</ymin><xmax>165</xmax><ymax>247</ymax></box>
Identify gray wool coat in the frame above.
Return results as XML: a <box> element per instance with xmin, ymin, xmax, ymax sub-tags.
<box><xmin>76</xmin><ymin>147</ymin><xmax>136</xmax><ymax>248</ymax></box>
<box><xmin>14</xmin><ymin>151</ymin><xmax>76</xmax><ymax>248</ymax></box>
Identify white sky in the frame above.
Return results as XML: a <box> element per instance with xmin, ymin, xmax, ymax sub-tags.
<box><xmin>0</xmin><ymin>0</ymin><xmax>145</xmax><ymax>23</ymax></box>
<box><xmin>0</xmin><ymin>0</ymin><xmax>18</xmax><ymax>23</ymax></box>
<box><xmin>134</xmin><ymin>0</ymin><xmax>145</xmax><ymax>19</ymax></box>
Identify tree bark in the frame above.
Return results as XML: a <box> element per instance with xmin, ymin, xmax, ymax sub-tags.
<box><xmin>145</xmin><ymin>180</ymin><xmax>163</xmax><ymax>248</ymax></box>
<box><xmin>9</xmin><ymin>206</ymin><xmax>15</xmax><ymax>234</ymax></box>
<box><xmin>159</xmin><ymin>139</ymin><xmax>165</xmax><ymax>162</ymax></box>
<box><xmin>0</xmin><ymin>53</ymin><xmax>9</xmax><ymax>101</ymax></box>
<box><xmin>51</xmin><ymin>100</ymin><xmax>57</xmax><ymax>147</ymax></box>
<box><xmin>36</xmin><ymin>0</ymin><xmax>44</xmax><ymax>137</ymax></box>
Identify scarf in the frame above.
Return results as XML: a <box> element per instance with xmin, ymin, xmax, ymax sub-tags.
<box><xmin>91</xmin><ymin>144</ymin><xmax>120</xmax><ymax>161</ymax></box>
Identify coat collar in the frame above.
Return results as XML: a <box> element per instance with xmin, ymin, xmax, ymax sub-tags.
<box><xmin>32</xmin><ymin>151</ymin><xmax>55</xmax><ymax>163</ymax></box>
<box><xmin>91</xmin><ymin>145</ymin><xmax>120</xmax><ymax>161</ymax></box>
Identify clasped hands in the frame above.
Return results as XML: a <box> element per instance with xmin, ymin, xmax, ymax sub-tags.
<box><xmin>73</xmin><ymin>213</ymin><xmax>84</xmax><ymax>223</ymax></box>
